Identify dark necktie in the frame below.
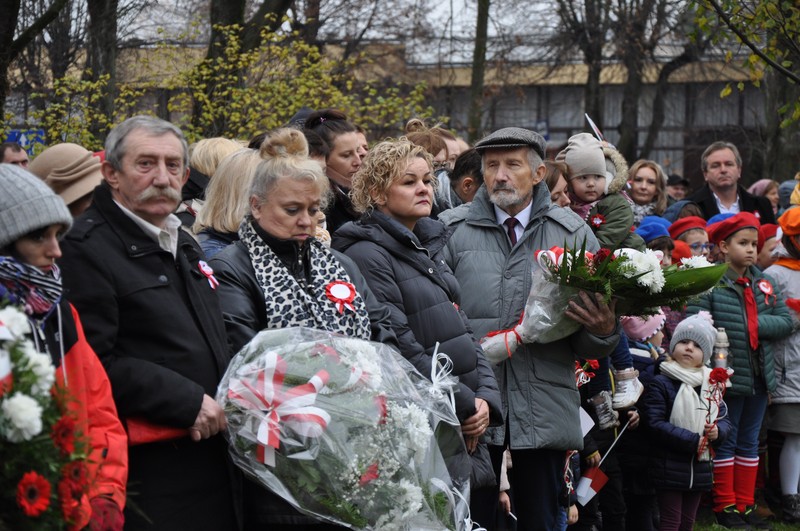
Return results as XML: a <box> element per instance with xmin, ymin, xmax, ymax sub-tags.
<box><xmin>735</xmin><ymin>277</ymin><xmax>760</xmax><ymax>351</ymax></box>
<box><xmin>503</xmin><ymin>218</ymin><xmax>519</xmax><ymax>246</ymax></box>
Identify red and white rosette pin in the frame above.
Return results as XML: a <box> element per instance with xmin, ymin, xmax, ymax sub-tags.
<box><xmin>757</xmin><ymin>279</ymin><xmax>775</xmax><ymax>305</ymax></box>
<box><xmin>589</xmin><ymin>213</ymin><xmax>606</xmax><ymax>229</ymax></box>
<box><xmin>198</xmin><ymin>260</ymin><xmax>219</xmax><ymax>290</ymax></box>
<box><xmin>326</xmin><ymin>280</ymin><xmax>357</xmax><ymax>314</ymax></box>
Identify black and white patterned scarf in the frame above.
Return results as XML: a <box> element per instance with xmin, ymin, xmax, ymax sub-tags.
<box><xmin>0</xmin><ymin>256</ymin><xmax>63</xmax><ymax>318</ymax></box>
<box><xmin>239</xmin><ymin>221</ymin><xmax>371</xmax><ymax>339</ymax></box>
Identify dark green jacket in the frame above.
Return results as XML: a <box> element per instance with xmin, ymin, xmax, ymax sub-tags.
<box><xmin>686</xmin><ymin>266</ymin><xmax>792</xmax><ymax>395</ymax></box>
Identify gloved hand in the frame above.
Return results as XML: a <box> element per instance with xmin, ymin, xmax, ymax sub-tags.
<box><xmin>89</xmin><ymin>496</ymin><xmax>124</xmax><ymax>531</ymax></box>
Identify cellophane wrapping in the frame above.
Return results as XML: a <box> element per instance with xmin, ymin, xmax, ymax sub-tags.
<box><xmin>216</xmin><ymin>327</ymin><xmax>471</xmax><ymax>530</ymax></box>
<box><xmin>519</xmin><ymin>266</ymin><xmax>582</xmax><ymax>344</ymax></box>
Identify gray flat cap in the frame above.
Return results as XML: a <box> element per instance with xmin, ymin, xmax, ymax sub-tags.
<box><xmin>474</xmin><ymin>127</ymin><xmax>547</xmax><ymax>159</ymax></box>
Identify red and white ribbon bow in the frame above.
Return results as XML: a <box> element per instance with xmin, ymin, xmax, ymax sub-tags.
<box><xmin>198</xmin><ymin>260</ymin><xmax>219</xmax><ymax>290</ymax></box>
<box><xmin>228</xmin><ymin>351</ymin><xmax>330</xmax><ymax>467</ymax></box>
<box><xmin>325</xmin><ymin>280</ymin><xmax>357</xmax><ymax>314</ymax></box>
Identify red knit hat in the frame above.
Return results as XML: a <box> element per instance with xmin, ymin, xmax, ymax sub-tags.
<box><xmin>671</xmin><ymin>240</ymin><xmax>692</xmax><ymax>265</ymax></box>
<box><xmin>707</xmin><ymin>211</ymin><xmax>760</xmax><ymax>245</ymax></box>
<box><xmin>668</xmin><ymin>216</ymin><xmax>707</xmax><ymax>239</ymax></box>
<box><xmin>757</xmin><ymin>223</ymin><xmax>779</xmax><ymax>253</ymax></box>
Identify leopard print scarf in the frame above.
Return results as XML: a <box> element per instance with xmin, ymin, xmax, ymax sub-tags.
<box><xmin>240</xmin><ymin>221</ymin><xmax>372</xmax><ymax>339</ymax></box>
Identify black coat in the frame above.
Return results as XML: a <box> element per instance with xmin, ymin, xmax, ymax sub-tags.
<box><xmin>641</xmin><ymin>371</ymin><xmax>731</xmax><ymax>492</ymax></box>
<box><xmin>332</xmin><ymin>211</ymin><xmax>503</xmax><ymax>487</ymax></box>
<box><xmin>687</xmin><ymin>184</ymin><xmax>776</xmax><ymax>224</ymax></box>
<box><xmin>59</xmin><ymin>182</ymin><xmax>239</xmax><ymax>530</ymax></box>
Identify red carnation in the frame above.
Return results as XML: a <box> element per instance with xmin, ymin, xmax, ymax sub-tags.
<box><xmin>592</xmin><ymin>248</ymin><xmax>613</xmax><ymax>266</ymax></box>
<box><xmin>374</xmin><ymin>395</ymin><xmax>387</xmax><ymax>425</ymax></box>
<box><xmin>359</xmin><ymin>463</ymin><xmax>380</xmax><ymax>486</ymax></box>
<box><xmin>51</xmin><ymin>415</ymin><xmax>77</xmax><ymax>455</ymax></box>
<box><xmin>16</xmin><ymin>471</ymin><xmax>52</xmax><ymax>517</ymax></box>
<box><xmin>709</xmin><ymin>368</ymin><xmax>730</xmax><ymax>385</ymax></box>
<box><xmin>588</xmin><ymin>359</ymin><xmax>600</xmax><ymax>370</ymax></box>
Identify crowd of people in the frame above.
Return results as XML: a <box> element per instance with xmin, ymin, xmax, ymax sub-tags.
<box><xmin>1</xmin><ymin>112</ymin><xmax>800</xmax><ymax>531</ymax></box>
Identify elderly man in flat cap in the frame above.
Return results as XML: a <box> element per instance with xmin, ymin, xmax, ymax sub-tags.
<box><xmin>439</xmin><ymin>128</ymin><xmax>620</xmax><ymax>530</ymax></box>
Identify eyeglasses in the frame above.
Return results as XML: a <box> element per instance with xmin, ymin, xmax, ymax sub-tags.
<box><xmin>432</xmin><ymin>161</ymin><xmax>451</xmax><ymax>171</ymax></box>
<box><xmin>689</xmin><ymin>243</ymin><xmax>715</xmax><ymax>251</ymax></box>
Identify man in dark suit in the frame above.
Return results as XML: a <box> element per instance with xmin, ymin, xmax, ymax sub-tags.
<box><xmin>687</xmin><ymin>141</ymin><xmax>776</xmax><ymax>224</ymax></box>
<box><xmin>59</xmin><ymin>116</ymin><xmax>239</xmax><ymax>530</ymax></box>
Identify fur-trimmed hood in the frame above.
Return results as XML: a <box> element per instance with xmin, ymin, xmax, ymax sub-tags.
<box><xmin>603</xmin><ymin>145</ymin><xmax>629</xmax><ymax>195</ymax></box>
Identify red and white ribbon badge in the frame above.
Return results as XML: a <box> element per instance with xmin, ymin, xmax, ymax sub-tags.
<box><xmin>325</xmin><ymin>280</ymin><xmax>357</xmax><ymax>314</ymax></box>
<box><xmin>590</xmin><ymin>213</ymin><xmax>606</xmax><ymax>229</ymax></box>
<box><xmin>757</xmin><ymin>279</ymin><xmax>775</xmax><ymax>305</ymax></box>
<box><xmin>228</xmin><ymin>350</ymin><xmax>330</xmax><ymax>467</ymax></box>
<box><xmin>198</xmin><ymin>260</ymin><xmax>219</xmax><ymax>290</ymax></box>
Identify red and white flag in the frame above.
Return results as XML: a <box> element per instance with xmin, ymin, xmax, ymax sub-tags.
<box><xmin>576</xmin><ymin>466</ymin><xmax>609</xmax><ymax>506</ymax></box>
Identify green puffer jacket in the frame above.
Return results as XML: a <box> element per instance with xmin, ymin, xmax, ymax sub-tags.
<box><xmin>586</xmin><ymin>192</ymin><xmax>646</xmax><ymax>251</ymax></box>
<box><xmin>439</xmin><ymin>183</ymin><xmax>620</xmax><ymax>451</ymax></box>
<box><xmin>685</xmin><ymin>267</ymin><xmax>792</xmax><ymax>396</ymax></box>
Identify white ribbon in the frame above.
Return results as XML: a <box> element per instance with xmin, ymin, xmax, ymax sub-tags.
<box><xmin>430</xmin><ymin>478</ymin><xmax>485</xmax><ymax>531</ymax></box>
<box><xmin>430</xmin><ymin>342</ymin><xmax>457</xmax><ymax>415</ymax></box>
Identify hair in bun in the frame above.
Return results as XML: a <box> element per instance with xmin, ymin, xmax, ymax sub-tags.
<box><xmin>250</xmin><ymin>128</ymin><xmax>331</xmax><ymax>209</ymax></box>
<box><xmin>260</xmin><ymin>128</ymin><xmax>309</xmax><ymax>159</ymax></box>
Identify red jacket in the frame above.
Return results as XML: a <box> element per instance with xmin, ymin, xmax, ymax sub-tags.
<box><xmin>48</xmin><ymin>302</ymin><xmax>128</xmax><ymax>527</ymax></box>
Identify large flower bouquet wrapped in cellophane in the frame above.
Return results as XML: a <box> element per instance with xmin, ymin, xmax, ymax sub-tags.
<box><xmin>480</xmin><ymin>245</ymin><xmax>727</xmax><ymax>363</ymax></box>
<box><xmin>217</xmin><ymin>327</ymin><xmax>471</xmax><ymax>531</ymax></box>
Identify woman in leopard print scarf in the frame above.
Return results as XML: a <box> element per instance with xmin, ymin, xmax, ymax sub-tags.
<box><xmin>209</xmin><ymin>128</ymin><xmax>396</xmax><ymax>530</ymax></box>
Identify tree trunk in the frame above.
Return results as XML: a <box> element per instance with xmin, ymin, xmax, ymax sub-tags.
<box><xmin>0</xmin><ymin>0</ymin><xmax>67</xmax><ymax>120</ymax></box>
<box><xmin>640</xmin><ymin>39</ymin><xmax>706</xmax><ymax>158</ymax></box>
<box><xmin>86</xmin><ymin>0</ymin><xmax>117</xmax><ymax>133</ymax></box>
<box><xmin>763</xmin><ymin>69</ymin><xmax>800</xmax><ymax>181</ymax></box>
<box><xmin>617</xmin><ymin>52</ymin><xmax>643</xmax><ymax>162</ymax></box>
<box><xmin>467</xmin><ymin>0</ymin><xmax>490</xmax><ymax>142</ymax></box>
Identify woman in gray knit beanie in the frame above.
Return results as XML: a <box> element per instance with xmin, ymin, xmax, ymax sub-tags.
<box><xmin>0</xmin><ymin>163</ymin><xmax>129</xmax><ymax>530</ymax></box>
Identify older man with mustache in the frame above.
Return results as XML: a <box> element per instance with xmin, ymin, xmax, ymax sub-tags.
<box><xmin>58</xmin><ymin>116</ymin><xmax>240</xmax><ymax>530</ymax></box>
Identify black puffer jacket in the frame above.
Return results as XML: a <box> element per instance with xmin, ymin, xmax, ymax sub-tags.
<box><xmin>641</xmin><ymin>371</ymin><xmax>731</xmax><ymax>491</ymax></box>
<box><xmin>333</xmin><ymin>212</ymin><xmax>503</xmax><ymax>486</ymax></box>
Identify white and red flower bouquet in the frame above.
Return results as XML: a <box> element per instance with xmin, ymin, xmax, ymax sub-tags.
<box><xmin>481</xmin><ymin>244</ymin><xmax>728</xmax><ymax>363</ymax></box>
<box><xmin>217</xmin><ymin>327</ymin><xmax>471</xmax><ymax>530</ymax></box>
<box><xmin>0</xmin><ymin>303</ymin><xmax>91</xmax><ymax>531</ymax></box>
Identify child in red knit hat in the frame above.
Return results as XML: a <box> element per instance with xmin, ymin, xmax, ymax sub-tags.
<box><xmin>687</xmin><ymin>211</ymin><xmax>793</xmax><ymax>528</ymax></box>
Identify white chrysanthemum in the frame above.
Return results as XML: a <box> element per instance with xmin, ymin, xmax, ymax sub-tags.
<box><xmin>25</xmin><ymin>349</ymin><xmax>56</xmax><ymax>396</ymax></box>
<box><xmin>388</xmin><ymin>402</ymin><xmax>433</xmax><ymax>460</ymax></box>
<box><xmin>679</xmin><ymin>255</ymin><xmax>713</xmax><ymax>269</ymax></box>
<box><xmin>0</xmin><ymin>307</ymin><xmax>29</xmax><ymax>338</ymax></box>
<box><xmin>616</xmin><ymin>248</ymin><xmax>666</xmax><ymax>293</ymax></box>
<box><xmin>1</xmin><ymin>392</ymin><xmax>43</xmax><ymax>442</ymax></box>
<box><xmin>375</xmin><ymin>479</ymin><xmax>424</xmax><ymax>530</ymax></box>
